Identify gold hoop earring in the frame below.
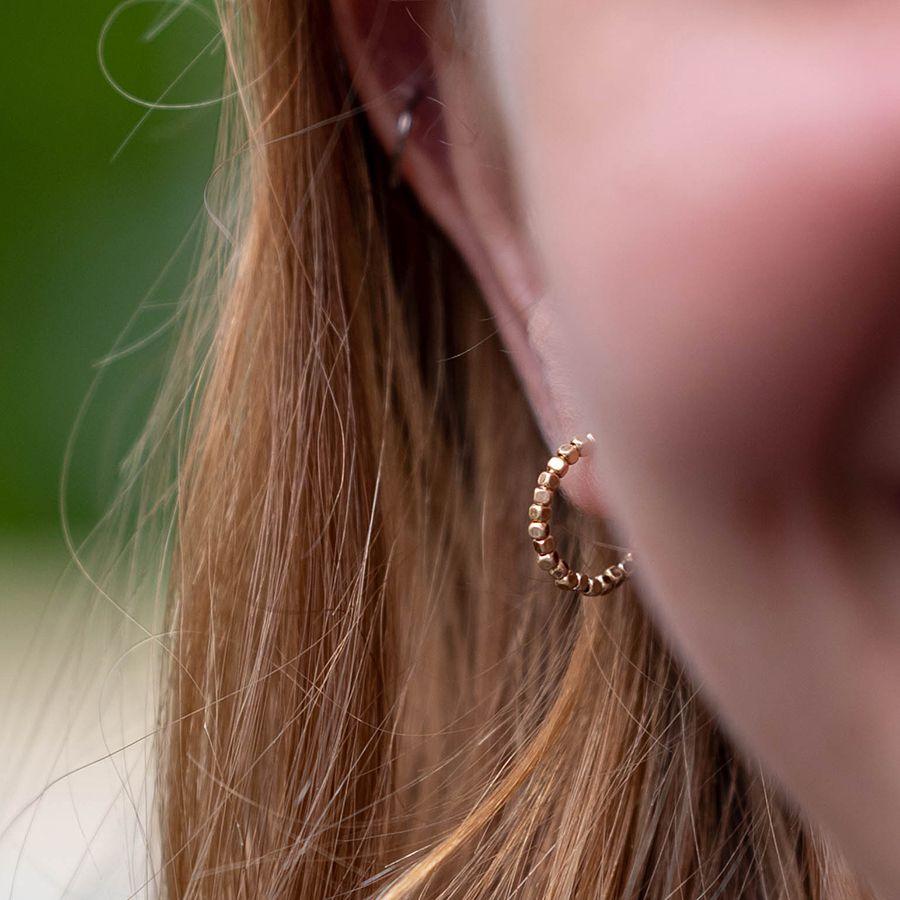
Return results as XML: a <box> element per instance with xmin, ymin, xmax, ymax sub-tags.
<box><xmin>528</xmin><ymin>435</ymin><xmax>634</xmax><ymax>595</ymax></box>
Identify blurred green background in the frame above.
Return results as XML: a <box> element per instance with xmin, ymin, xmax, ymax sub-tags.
<box><xmin>0</xmin><ymin>0</ymin><xmax>222</xmax><ymax>558</ymax></box>
<box><xmin>1</xmin><ymin>7</ymin><xmax>223</xmax><ymax>893</ymax></box>
<box><xmin>0</xmin><ymin>5</ymin><xmax>225</xmax><ymax>892</ymax></box>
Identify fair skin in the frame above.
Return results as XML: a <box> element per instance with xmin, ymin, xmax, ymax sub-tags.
<box><xmin>333</xmin><ymin>1</ymin><xmax>900</xmax><ymax>896</ymax></box>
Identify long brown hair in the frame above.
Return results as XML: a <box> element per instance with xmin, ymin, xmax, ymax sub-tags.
<box><xmin>156</xmin><ymin>2</ymin><xmax>871</xmax><ymax>896</ymax></box>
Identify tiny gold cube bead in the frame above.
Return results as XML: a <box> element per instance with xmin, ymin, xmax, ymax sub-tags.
<box><xmin>528</xmin><ymin>522</ymin><xmax>549</xmax><ymax>540</ymax></box>
<box><xmin>598</xmin><ymin>573</ymin><xmax>616</xmax><ymax>595</ymax></box>
<box><xmin>533</xmin><ymin>536</ymin><xmax>556</xmax><ymax>555</ymax></box>
<box><xmin>537</xmin><ymin>471</ymin><xmax>560</xmax><ymax>490</ymax></box>
<box><xmin>528</xmin><ymin>503</ymin><xmax>551</xmax><ymax>523</ymax></box>
<box><xmin>547</xmin><ymin>457</ymin><xmax>569</xmax><ymax>478</ymax></box>
<box><xmin>549</xmin><ymin>559</ymin><xmax>569</xmax><ymax>579</ymax></box>
<box><xmin>556</xmin><ymin>571</ymin><xmax>579</xmax><ymax>590</ymax></box>
<box><xmin>621</xmin><ymin>554</ymin><xmax>635</xmax><ymax>575</ymax></box>
<box><xmin>537</xmin><ymin>552</ymin><xmax>560</xmax><ymax>572</ymax></box>
<box><xmin>533</xmin><ymin>487</ymin><xmax>553</xmax><ymax>506</ymax></box>
<box><xmin>558</xmin><ymin>443</ymin><xmax>579</xmax><ymax>464</ymax></box>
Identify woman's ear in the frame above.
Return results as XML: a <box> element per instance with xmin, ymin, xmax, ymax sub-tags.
<box><xmin>330</xmin><ymin>0</ymin><xmax>466</xmax><ymax>244</ymax></box>
<box><xmin>329</xmin><ymin>0</ymin><xmax>585</xmax><ymax>468</ymax></box>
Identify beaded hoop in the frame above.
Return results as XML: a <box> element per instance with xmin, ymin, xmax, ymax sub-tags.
<box><xmin>528</xmin><ymin>434</ymin><xmax>634</xmax><ymax>595</ymax></box>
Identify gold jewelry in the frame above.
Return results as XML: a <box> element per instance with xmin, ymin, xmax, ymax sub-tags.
<box><xmin>528</xmin><ymin>434</ymin><xmax>634</xmax><ymax>595</ymax></box>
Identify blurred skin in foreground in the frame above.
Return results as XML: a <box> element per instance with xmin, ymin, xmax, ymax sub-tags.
<box><xmin>334</xmin><ymin>1</ymin><xmax>900</xmax><ymax>896</ymax></box>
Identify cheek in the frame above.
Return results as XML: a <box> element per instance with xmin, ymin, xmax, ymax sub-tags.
<box><xmin>518</xmin><ymin>11</ymin><xmax>900</xmax><ymax>522</ymax></box>
<box><xmin>495</xmin><ymin>12</ymin><xmax>900</xmax><ymax>878</ymax></box>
